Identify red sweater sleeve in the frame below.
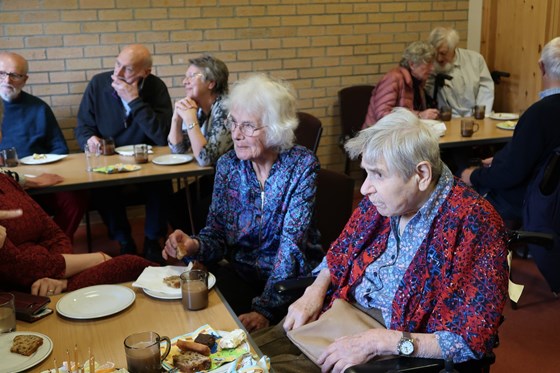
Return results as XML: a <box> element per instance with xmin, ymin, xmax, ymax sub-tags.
<box><xmin>0</xmin><ymin>175</ymin><xmax>70</xmax><ymax>290</ymax></box>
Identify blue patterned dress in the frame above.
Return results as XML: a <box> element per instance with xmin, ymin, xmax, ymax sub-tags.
<box><xmin>188</xmin><ymin>145</ymin><xmax>322</xmax><ymax>321</ymax></box>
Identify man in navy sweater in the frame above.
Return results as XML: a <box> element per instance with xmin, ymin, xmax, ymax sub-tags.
<box><xmin>0</xmin><ymin>52</ymin><xmax>86</xmax><ymax>240</ymax></box>
<box><xmin>75</xmin><ymin>44</ymin><xmax>173</xmax><ymax>260</ymax></box>
<box><xmin>461</xmin><ymin>37</ymin><xmax>560</xmax><ymax>224</ymax></box>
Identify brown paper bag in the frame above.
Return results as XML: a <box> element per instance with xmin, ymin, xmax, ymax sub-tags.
<box><xmin>287</xmin><ymin>298</ymin><xmax>385</xmax><ymax>365</ymax></box>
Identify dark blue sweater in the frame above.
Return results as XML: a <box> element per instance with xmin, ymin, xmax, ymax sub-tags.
<box><xmin>75</xmin><ymin>71</ymin><xmax>172</xmax><ymax>148</ymax></box>
<box><xmin>471</xmin><ymin>93</ymin><xmax>560</xmax><ymax>212</ymax></box>
<box><xmin>1</xmin><ymin>91</ymin><xmax>68</xmax><ymax>157</ymax></box>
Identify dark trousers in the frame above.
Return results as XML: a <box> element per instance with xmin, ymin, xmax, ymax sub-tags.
<box><xmin>91</xmin><ymin>180</ymin><xmax>172</xmax><ymax>242</ymax></box>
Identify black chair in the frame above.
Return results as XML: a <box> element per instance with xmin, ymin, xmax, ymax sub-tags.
<box><xmin>295</xmin><ymin>112</ymin><xmax>323</xmax><ymax>154</ymax></box>
<box><xmin>490</xmin><ymin>70</ymin><xmax>510</xmax><ymax>85</ymax></box>
<box><xmin>274</xmin><ymin>230</ymin><xmax>553</xmax><ymax>372</ymax></box>
<box><xmin>315</xmin><ymin>169</ymin><xmax>355</xmax><ymax>250</ymax></box>
<box><xmin>338</xmin><ymin>85</ymin><xmax>375</xmax><ymax>174</ymax></box>
<box><xmin>516</xmin><ymin>146</ymin><xmax>560</xmax><ymax>302</ymax></box>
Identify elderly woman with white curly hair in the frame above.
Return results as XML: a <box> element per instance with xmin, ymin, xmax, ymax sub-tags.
<box><xmin>164</xmin><ymin>74</ymin><xmax>322</xmax><ymax>332</ymax></box>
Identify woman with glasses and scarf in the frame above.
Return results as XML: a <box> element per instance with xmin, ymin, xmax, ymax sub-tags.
<box><xmin>164</xmin><ymin>74</ymin><xmax>323</xmax><ymax>333</ymax></box>
<box><xmin>168</xmin><ymin>54</ymin><xmax>232</xmax><ymax>166</ymax></box>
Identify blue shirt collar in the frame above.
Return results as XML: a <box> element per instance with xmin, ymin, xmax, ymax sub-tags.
<box><xmin>539</xmin><ymin>87</ymin><xmax>560</xmax><ymax>99</ymax></box>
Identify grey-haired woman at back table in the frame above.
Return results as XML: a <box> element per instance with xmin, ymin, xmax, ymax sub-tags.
<box><xmin>363</xmin><ymin>41</ymin><xmax>440</xmax><ymax>127</ymax></box>
<box><xmin>168</xmin><ymin>54</ymin><xmax>232</xmax><ymax>166</ymax></box>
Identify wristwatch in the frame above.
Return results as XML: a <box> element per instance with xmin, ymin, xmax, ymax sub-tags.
<box><xmin>187</xmin><ymin>122</ymin><xmax>197</xmax><ymax>130</ymax></box>
<box><xmin>397</xmin><ymin>331</ymin><xmax>415</xmax><ymax>356</ymax></box>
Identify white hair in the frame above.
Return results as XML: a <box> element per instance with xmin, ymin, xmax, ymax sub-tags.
<box><xmin>345</xmin><ymin>108</ymin><xmax>443</xmax><ymax>180</ymax></box>
<box><xmin>428</xmin><ymin>27</ymin><xmax>460</xmax><ymax>50</ymax></box>
<box><xmin>223</xmin><ymin>73</ymin><xmax>297</xmax><ymax>151</ymax></box>
<box><xmin>540</xmin><ymin>36</ymin><xmax>560</xmax><ymax>80</ymax></box>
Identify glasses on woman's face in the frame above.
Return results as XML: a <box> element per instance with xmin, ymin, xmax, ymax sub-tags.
<box><xmin>226</xmin><ymin>115</ymin><xmax>266</xmax><ymax>137</ymax></box>
<box><xmin>185</xmin><ymin>72</ymin><xmax>203</xmax><ymax>81</ymax></box>
<box><xmin>0</xmin><ymin>71</ymin><xmax>26</xmax><ymax>82</ymax></box>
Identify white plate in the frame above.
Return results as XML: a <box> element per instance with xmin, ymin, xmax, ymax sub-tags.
<box><xmin>143</xmin><ymin>272</ymin><xmax>216</xmax><ymax>300</ymax></box>
<box><xmin>56</xmin><ymin>285</ymin><xmax>136</xmax><ymax>319</ymax></box>
<box><xmin>162</xmin><ymin>326</ymin><xmax>249</xmax><ymax>372</ymax></box>
<box><xmin>19</xmin><ymin>154</ymin><xmax>68</xmax><ymax>165</ymax></box>
<box><xmin>0</xmin><ymin>332</ymin><xmax>53</xmax><ymax>373</ymax></box>
<box><xmin>496</xmin><ymin>121</ymin><xmax>517</xmax><ymax>131</ymax></box>
<box><xmin>152</xmin><ymin>154</ymin><xmax>194</xmax><ymax>166</ymax></box>
<box><xmin>420</xmin><ymin>119</ymin><xmax>446</xmax><ymax>137</ymax></box>
<box><xmin>115</xmin><ymin>145</ymin><xmax>153</xmax><ymax>156</ymax></box>
<box><xmin>489</xmin><ymin>112</ymin><xmax>519</xmax><ymax>120</ymax></box>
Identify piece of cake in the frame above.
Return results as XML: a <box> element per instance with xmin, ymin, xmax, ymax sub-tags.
<box><xmin>194</xmin><ymin>333</ymin><xmax>216</xmax><ymax>348</ymax></box>
<box><xmin>10</xmin><ymin>334</ymin><xmax>44</xmax><ymax>356</ymax></box>
<box><xmin>172</xmin><ymin>351</ymin><xmax>211</xmax><ymax>373</ymax></box>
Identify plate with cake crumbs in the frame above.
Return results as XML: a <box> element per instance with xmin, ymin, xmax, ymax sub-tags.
<box><xmin>0</xmin><ymin>331</ymin><xmax>53</xmax><ymax>373</ymax></box>
<box><xmin>19</xmin><ymin>154</ymin><xmax>68</xmax><ymax>165</ymax></box>
<box><xmin>496</xmin><ymin>120</ymin><xmax>517</xmax><ymax>130</ymax></box>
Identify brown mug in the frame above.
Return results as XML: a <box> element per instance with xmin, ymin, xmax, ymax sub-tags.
<box><xmin>461</xmin><ymin>119</ymin><xmax>479</xmax><ymax>137</ymax></box>
<box><xmin>439</xmin><ymin>105</ymin><xmax>452</xmax><ymax>121</ymax></box>
<box><xmin>124</xmin><ymin>331</ymin><xmax>171</xmax><ymax>373</ymax></box>
<box><xmin>473</xmin><ymin>105</ymin><xmax>486</xmax><ymax>119</ymax></box>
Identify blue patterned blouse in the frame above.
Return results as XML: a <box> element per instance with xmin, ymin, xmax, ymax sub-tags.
<box><xmin>189</xmin><ymin>145</ymin><xmax>322</xmax><ymax>321</ymax></box>
<box><xmin>168</xmin><ymin>95</ymin><xmax>233</xmax><ymax>166</ymax></box>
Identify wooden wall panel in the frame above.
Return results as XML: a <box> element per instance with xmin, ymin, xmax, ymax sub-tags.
<box><xmin>482</xmin><ymin>0</ymin><xmax>559</xmax><ymax>114</ymax></box>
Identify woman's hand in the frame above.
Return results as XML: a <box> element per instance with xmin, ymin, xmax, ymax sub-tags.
<box><xmin>173</xmin><ymin>97</ymin><xmax>198</xmax><ymax>124</ymax></box>
<box><xmin>23</xmin><ymin>173</ymin><xmax>64</xmax><ymax>189</ymax></box>
<box><xmin>460</xmin><ymin>167</ymin><xmax>477</xmax><ymax>186</ymax></box>
<box><xmin>418</xmin><ymin>108</ymin><xmax>440</xmax><ymax>120</ymax></box>
<box><xmin>482</xmin><ymin>157</ymin><xmax>493</xmax><ymax>167</ymax></box>
<box><xmin>238</xmin><ymin>311</ymin><xmax>270</xmax><ymax>332</ymax></box>
<box><xmin>31</xmin><ymin>277</ymin><xmax>68</xmax><ymax>296</ymax></box>
<box><xmin>0</xmin><ymin>209</ymin><xmax>23</xmax><ymax>248</ymax></box>
<box><xmin>317</xmin><ymin>329</ymin><xmax>384</xmax><ymax>373</ymax></box>
<box><xmin>163</xmin><ymin>230</ymin><xmax>199</xmax><ymax>260</ymax></box>
<box><xmin>283</xmin><ymin>286</ymin><xmax>325</xmax><ymax>332</ymax></box>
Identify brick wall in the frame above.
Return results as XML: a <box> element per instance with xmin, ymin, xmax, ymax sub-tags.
<box><xmin>0</xmin><ymin>0</ymin><xmax>469</xmax><ymax>171</ymax></box>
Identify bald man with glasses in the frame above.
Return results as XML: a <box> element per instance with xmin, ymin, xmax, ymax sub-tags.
<box><xmin>0</xmin><ymin>52</ymin><xmax>87</xmax><ymax>241</ymax></box>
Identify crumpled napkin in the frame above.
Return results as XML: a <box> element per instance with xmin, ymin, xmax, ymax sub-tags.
<box><xmin>420</xmin><ymin>119</ymin><xmax>447</xmax><ymax>137</ymax></box>
<box><xmin>132</xmin><ymin>264</ymin><xmax>192</xmax><ymax>294</ymax></box>
<box><xmin>92</xmin><ymin>163</ymin><xmax>141</xmax><ymax>174</ymax></box>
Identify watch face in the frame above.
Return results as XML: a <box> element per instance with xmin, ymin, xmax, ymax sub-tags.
<box><xmin>400</xmin><ymin>340</ymin><xmax>414</xmax><ymax>355</ymax></box>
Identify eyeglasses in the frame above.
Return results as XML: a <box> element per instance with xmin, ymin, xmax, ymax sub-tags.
<box><xmin>226</xmin><ymin>115</ymin><xmax>266</xmax><ymax>137</ymax></box>
<box><xmin>0</xmin><ymin>71</ymin><xmax>26</xmax><ymax>82</ymax></box>
<box><xmin>185</xmin><ymin>72</ymin><xmax>204</xmax><ymax>81</ymax></box>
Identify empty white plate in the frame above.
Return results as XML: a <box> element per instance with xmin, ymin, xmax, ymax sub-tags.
<box><xmin>489</xmin><ymin>112</ymin><xmax>519</xmax><ymax>120</ymax></box>
<box><xmin>56</xmin><ymin>284</ymin><xmax>135</xmax><ymax>319</ymax></box>
<box><xmin>152</xmin><ymin>154</ymin><xmax>194</xmax><ymax>166</ymax></box>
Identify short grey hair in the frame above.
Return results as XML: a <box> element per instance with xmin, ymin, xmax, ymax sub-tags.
<box><xmin>189</xmin><ymin>54</ymin><xmax>229</xmax><ymax>95</ymax></box>
<box><xmin>428</xmin><ymin>27</ymin><xmax>460</xmax><ymax>51</ymax></box>
<box><xmin>223</xmin><ymin>73</ymin><xmax>297</xmax><ymax>152</ymax></box>
<box><xmin>400</xmin><ymin>41</ymin><xmax>436</xmax><ymax>67</ymax></box>
<box><xmin>345</xmin><ymin>108</ymin><xmax>443</xmax><ymax>180</ymax></box>
<box><xmin>540</xmin><ymin>36</ymin><xmax>560</xmax><ymax>80</ymax></box>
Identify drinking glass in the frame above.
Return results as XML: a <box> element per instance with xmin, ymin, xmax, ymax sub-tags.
<box><xmin>0</xmin><ymin>293</ymin><xmax>16</xmax><ymax>333</ymax></box>
<box><xmin>2</xmin><ymin>147</ymin><xmax>19</xmax><ymax>167</ymax></box>
<box><xmin>85</xmin><ymin>143</ymin><xmax>102</xmax><ymax>172</ymax></box>
<box><xmin>180</xmin><ymin>270</ymin><xmax>208</xmax><ymax>310</ymax></box>
<box><xmin>461</xmin><ymin>119</ymin><xmax>480</xmax><ymax>137</ymax></box>
<box><xmin>133</xmin><ymin>144</ymin><xmax>149</xmax><ymax>164</ymax></box>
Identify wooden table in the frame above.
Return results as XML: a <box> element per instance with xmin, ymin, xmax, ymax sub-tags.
<box><xmin>15</xmin><ymin>283</ymin><xmax>261</xmax><ymax>372</ymax></box>
<box><xmin>438</xmin><ymin>117</ymin><xmax>514</xmax><ymax>149</ymax></box>
<box><xmin>17</xmin><ymin>147</ymin><xmax>214</xmax><ymax>195</ymax></box>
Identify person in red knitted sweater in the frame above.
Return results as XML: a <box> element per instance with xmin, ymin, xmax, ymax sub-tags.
<box><xmin>0</xmin><ymin>174</ymin><xmax>156</xmax><ymax>296</ymax></box>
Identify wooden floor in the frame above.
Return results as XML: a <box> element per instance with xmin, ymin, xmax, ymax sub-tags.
<box><xmin>73</xmin><ymin>211</ymin><xmax>560</xmax><ymax>372</ymax></box>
